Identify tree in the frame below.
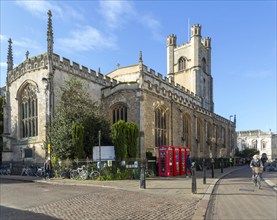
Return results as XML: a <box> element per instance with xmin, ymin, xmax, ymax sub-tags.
<box><xmin>72</xmin><ymin>122</ymin><xmax>85</xmax><ymax>159</ymax></box>
<box><xmin>235</xmin><ymin>147</ymin><xmax>259</xmax><ymax>158</ymax></box>
<box><xmin>125</xmin><ymin>122</ymin><xmax>139</xmax><ymax>159</ymax></box>
<box><xmin>111</xmin><ymin>120</ymin><xmax>139</xmax><ymax>161</ymax></box>
<box><xmin>48</xmin><ymin>78</ymin><xmax>112</xmax><ymax>160</ymax></box>
<box><xmin>111</xmin><ymin>120</ymin><xmax>127</xmax><ymax>161</ymax></box>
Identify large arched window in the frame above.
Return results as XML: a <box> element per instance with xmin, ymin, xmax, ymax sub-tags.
<box><xmin>111</xmin><ymin>103</ymin><xmax>128</xmax><ymax>124</ymax></box>
<box><xmin>178</xmin><ymin>57</ymin><xmax>186</xmax><ymax>71</ymax></box>
<box><xmin>20</xmin><ymin>84</ymin><xmax>38</xmax><ymax>138</ymax></box>
<box><xmin>196</xmin><ymin>118</ymin><xmax>203</xmax><ymax>152</ymax></box>
<box><xmin>182</xmin><ymin>114</ymin><xmax>191</xmax><ymax>147</ymax></box>
<box><xmin>155</xmin><ymin>107</ymin><xmax>167</xmax><ymax>147</ymax></box>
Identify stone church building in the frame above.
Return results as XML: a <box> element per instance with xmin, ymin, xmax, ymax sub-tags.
<box><xmin>2</xmin><ymin>11</ymin><xmax>236</xmax><ymax>163</ymax></box>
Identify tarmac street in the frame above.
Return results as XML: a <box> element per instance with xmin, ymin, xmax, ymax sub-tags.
<box><xmin>205</xmin><ymin>167</ymin><xmax>277</xmax><ymax>220</ymax></box>
<box><xmin>0</xmin><ymin>165</ymin><xmax>276</xmax><ymax>220</ymax></box>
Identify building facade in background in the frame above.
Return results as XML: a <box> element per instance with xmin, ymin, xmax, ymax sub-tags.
<box><xmin>2</xmin><ymin>11</ymin><xmax>236</xmax><ymax>163</ymax></box>
<box><xmin>237</xmin><ymin>130</ymin><xmax>277</xmax><ymax>161</ymax></box>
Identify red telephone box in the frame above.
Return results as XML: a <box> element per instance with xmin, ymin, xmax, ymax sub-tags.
<box><xmin>179</xmin><ymin>147</ymin><xmax>186</xmax><ymax>175</ymax></box>
<box><xmin>158</xmin><ymin>146</ymin><xmax>173</xmax><ymax>177</ymax></box>
<box><xmin>172</xmin><ymin>146</ymin><xmax>180</xmax><ymax>176</ymax></box>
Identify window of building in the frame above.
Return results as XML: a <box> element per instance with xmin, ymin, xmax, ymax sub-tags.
<box><xmin>183</xmin><ymin>114</ymin><xmax>191</xmax><ymax>147</ymax></box>
<box><xmin>24</xmin><ymin>148</ymin><xmax>33</xmax><ymax>158</ymax></box>
<box><xmin>202</xmin><ymin>58</ymin><xmax>207</xmax><ymax>73</ymax></box>
<box><xmin>206</xmin><ymin>121</ymin><xmax>212</xmax><ymax>145</ymax></box>
<box><xmin>178</xmin><ymin>57</ymin><xmax>186</xmax><ymax>71</ymax></box>
<box><xmin>112</xmin><ymin>104</ymin><xmax>128</xmax><ymax>124</ymax></box>
<box><xmin>262</xmin><ymin>142</ymin><xmax>266</xmax><ymax>149</ymax></box>
<box><xmin>155</xmin><ymin>108</ymin><xmax>167</xmax><ymax>147</ymax></box>
<box><xmin>20</xmin><ymin>84</ymin><xmax>38</xmax><ymax>138</ymax></box>
<box><xmin>196</xmin><ymin>118</ymin><xmax>203</xmax><ymax>152</ymax></box>
<box><xmin>221</xmin><ymin>127</ymin><xmax>226</xmax><ymax>146</ymax></box>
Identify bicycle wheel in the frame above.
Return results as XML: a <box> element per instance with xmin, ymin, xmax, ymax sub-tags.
<box><xmin>70</xmin><ymin>170</ymin><xmax>78</xmax><ymax>179</ymax></box>
<box><xmin>257</xmin><ymin>174</ymin><xmax>261</xmax><ymax>189</ymax></box>
<box><xmin>89</xmin><ymin>171</ymin><xmax>99</xmax><ymax>179</ymax></box>
<box><xmin>79</xmin><ymin>170</ymin><xmax>88</xmax><ymax>180</ymax></box>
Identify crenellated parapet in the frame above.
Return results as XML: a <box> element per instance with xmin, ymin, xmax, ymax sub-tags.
<box><xmin>52</xmin><ymin>54</ymin><xmax>118</xmax><ymax>86</ymax></box>
<box><xmin>142</xmin><ymin>64</ymin><xmax>202</xmax><ymax>107</ymax></box>
<box><xmin>7</xmin><ymin>53</ymin><xmax>118</xmax><ymax>87</ymax></box>
<box><xmin>7</xmin><ymin>53</ymin><xmax>49</xmax><ymax>84</ymax></box>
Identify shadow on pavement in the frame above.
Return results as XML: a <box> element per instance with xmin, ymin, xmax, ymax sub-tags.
<box><xmin>0</xmin><ymin>205</ymin><xmax>60</xmax><ymax>220</ymax></box>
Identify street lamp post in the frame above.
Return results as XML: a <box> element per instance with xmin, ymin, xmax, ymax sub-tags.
<box><xmin>98</xmin><ymin>130</ymin><xmax>101</xmax><ymax>176</ymax></box>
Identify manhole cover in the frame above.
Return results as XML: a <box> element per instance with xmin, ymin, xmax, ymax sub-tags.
<box><xmin>239</xmin><ymin>188</ymin><xmax>254</xmax><ymax>192</ymax></box>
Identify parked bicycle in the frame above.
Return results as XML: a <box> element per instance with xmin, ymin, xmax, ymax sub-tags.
<box><xmin>88</xmin><ymin>167</ymin><xmax>100</xmax><ymax>180</ymax></box>
<box><xmin>0</xmin><ymin>166</ymin><xmax>11</xmax><ymax>175</ymax></box>
<box><xmin>70</xmin><ymin>165</ymin><xmax>88</xmax><ymax>180</ymax></box>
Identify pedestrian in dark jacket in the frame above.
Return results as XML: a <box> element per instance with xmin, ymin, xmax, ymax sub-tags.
<box><xmin>186</xmin><ymin>155</ymin><xmax>192</xmax><ymax>177</ymax></box>
<box><xmin>44</xmin><ymin>159</ymin><xmax>50</xmax><ymax>179</ymax></box>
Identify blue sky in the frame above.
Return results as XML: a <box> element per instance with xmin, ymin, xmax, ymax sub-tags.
<box><xmin>0</xmin><ymin>0</ymin><xmax>276</xmax><ymax>132</ymax></box>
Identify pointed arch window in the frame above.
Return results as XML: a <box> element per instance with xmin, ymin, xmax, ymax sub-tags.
<box><xmin>182</xmin><ymin>114</ymin><xmax>191</xmax><ymax>147</ymax></box>
<box><xmin>155</xmin><ymin>108</ymin><xmax>168</xmax><ymax>147</ymax></box>
<box><xmin>20</xmin><ymin>84</ymin><xmax>38</xmax><ymax>138</ymax></box>
<box><xmin>111</xmin><ymin>104</ymin><xmax>128</xmax><ymax>124</ymax></box>
<box><xmin>202</xmin><ymin>58</ymin><xmax>207</xmax><ymax>73</ymax></box>
<box><xmin>178</xmin><ymin>57</ymin><xmax>186</xmax><ymax>71</ymax></box>
<box><xmin>196</xmin><ymin>118</ymin><xmax>203</xmax><ymax>152</ymax></box>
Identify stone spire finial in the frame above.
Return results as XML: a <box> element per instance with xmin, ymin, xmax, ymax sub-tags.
<box><xmin>7</xmin><ymin>38</ymin><xmax>13</xmax><ymax>72</ymax></box>
<box><xmin>25</xmin><ymin>50</ymin><xmax>29</xmax><ymax>60</ymax></box>
<box><xmin>98</xmin><ymin>67</ymin><xmax>101</xmax><ymax>74</ymax></box>
<box><xmin>47</xmin><ymin>10</ymin><xmax>54</xmax><ymax>55</ymax></box>
<box><xmin>139</xmin><ymin>51</ymin><xmax>143</xmax><ymax>63</ymax></box>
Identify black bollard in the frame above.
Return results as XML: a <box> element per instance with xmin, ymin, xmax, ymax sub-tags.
<box><xmin>220</xmin><ymin>158</ymin><xmax>223</xmax><ymax>173</ymax></box>
<box><xmin>140</xmin><ymin>164</ymin><xmax>146</xmax><ymax>189</ymax></box>
<box><xmin>203</xmin><ymin>159</ymin><xmax>206</xmax><ymax>184</ymax></box>
<box><xmin>191</xmin><ymin>162</ymin><xmax>197</xmax><ymax>194</ymax></box>
<box><xmin>211</xmin><ymin>158</ymin><xmax>214</xmax><ymax>178</ymax></box>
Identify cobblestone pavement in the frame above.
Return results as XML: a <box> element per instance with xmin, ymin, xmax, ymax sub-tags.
<box><xmin>1</xmin><ymin>165</ymin><xmax>275</xmax><ymax>220</ymax></box>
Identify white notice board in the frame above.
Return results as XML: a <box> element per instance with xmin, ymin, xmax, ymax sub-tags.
<box><xmin>93</xmin><ymin>146</ymin><xmax>115</xmax><ymax>161</ymax></box>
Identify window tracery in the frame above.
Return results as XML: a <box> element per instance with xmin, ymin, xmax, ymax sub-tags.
<box><xmin>155</xmin><ymin>107</ymin><xmax>167</xmax><ymax>147</ymax></box>
<box><xmin>20</xmin><ymin>84</ymin><xmax>38</xmax><ymax>138</ymax></box>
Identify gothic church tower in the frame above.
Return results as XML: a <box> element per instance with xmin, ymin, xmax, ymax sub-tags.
<box><xmin>167</xmin><ymin>24</ymin><xmax>214</xmax><ymax>112</ymax></box>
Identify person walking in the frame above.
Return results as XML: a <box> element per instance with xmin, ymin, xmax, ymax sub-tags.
<box><xmin>186</xmin><ymin>155</ymin><xmax>192</xmax><ymax>178</ymax></box>
<box><xmin>44</xmin><ymin>159</ymin><xmax>50</xmax><ymax>179</ymax></box>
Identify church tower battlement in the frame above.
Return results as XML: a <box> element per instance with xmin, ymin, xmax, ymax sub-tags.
<box><xmin>166</xmin><ymin>24</ymin><xmax>214</xmax><ymax>112</ymax></box>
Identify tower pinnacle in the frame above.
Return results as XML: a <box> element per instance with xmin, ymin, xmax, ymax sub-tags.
<box><xmin>7</xmin><ymin>38</ymin><xmax>13</xmax><ymax>72</ymax></box>
<box><xmin>47</xmin><ymin>10</ymin><xmax>54</xmax><ymax>55</ymax></box>
<box><xmin>139</xmin><ymin>51</ymin><xmax>143</xmax><ymax>63</ymax></box>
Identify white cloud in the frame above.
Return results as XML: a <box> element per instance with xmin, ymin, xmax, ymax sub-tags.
<box><xmin>57</xmin><ymin>26</ymin><xmax>117</xmax><ymax>52</ymax></box>
<box><xmin>0</xmin><ymin>34</ymin><xmax>9</xmax><ymax>42</ymax></box>
<box><xmin>98</xmin><ymin>1</ymin><xmax>135</xmax><ymax>29</ymax></box>
<box><xmin>0</xmin><ymin>62</ymin><xmax>7</xmax><ymax>68</ymax></box>
<box><xmin>140</xmin><ymin>14</ymin><xmax>163</xmax><ymax>42</ymax></box>
<box><xmin>16</xmin><ymin>0</ymin><xmax>84</xmax><ymax>21</ymax></box>
<box><xmin>98</xmin><ymin>1</ymin><xmax>162</xmax><ymax>41</ymax></box>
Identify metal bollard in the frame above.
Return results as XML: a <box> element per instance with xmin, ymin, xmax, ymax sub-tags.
<box><xmin>220</xmin><ymin>158</ymin><xmax>223</xmax><ymax>173</ymax></box>
<box><xmin>211</xmin><ymin>158</ymin><xmax>214</xmax><ymax>178</ymax></box>
<box><xmin>191</xmin><ymin>162</ymin><xmax>197</xmax><ymax>194</ymax></box>
<box><xmin>203</xmin><ymin>159</ymin><xmax>206</xmax><ymax>184</ymax></box>
<box><xmin>140</xmin><ymin>165</ymin><xmax>146</xmax><ymax>189</ymax></box>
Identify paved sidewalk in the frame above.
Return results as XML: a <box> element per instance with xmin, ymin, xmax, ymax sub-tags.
<box><xmin>1</xmin><ymin>165</ymin><xmax>276</xmax><ymax>220</ymax></box>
